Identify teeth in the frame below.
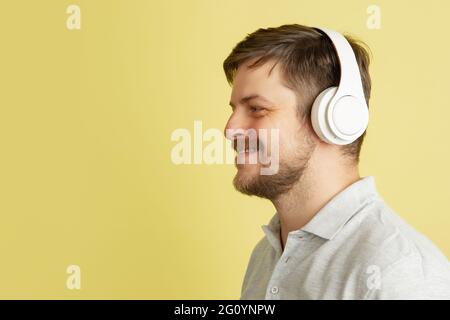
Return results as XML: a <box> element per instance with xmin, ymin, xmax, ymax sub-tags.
<box><xmin>235</xmin><ymin>139</ymin><xmax>259</xmax><ymax>154</ymax></box>
<box><xmin>238</xmin><ymin>147</ymin><xmax>257</xmax><ymax>154</ymax></box>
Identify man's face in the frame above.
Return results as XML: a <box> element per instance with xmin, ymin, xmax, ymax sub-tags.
<box><xmin>224</xmin><ymin>59</ymin><xmax>317</xmax><ymax>200</ymax></box>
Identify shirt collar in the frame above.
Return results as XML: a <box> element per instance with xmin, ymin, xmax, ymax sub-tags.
<box><xmin>261</xmin><ymin>176</ymin><xmax>379</xmax><ymax>247</ymax></box>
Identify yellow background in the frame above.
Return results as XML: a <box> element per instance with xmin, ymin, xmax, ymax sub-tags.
<box><xmin>0</xmin><ymin>0</ymin><xmax>449</xmax><ymax>299</ymax></box>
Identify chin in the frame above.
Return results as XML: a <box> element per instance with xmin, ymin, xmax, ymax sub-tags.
<box><xmin>235</xmin><ymin>162</ymin><xmax>260</xmax><ymax>178</ymax></box>
<box><xmin>233</xmin><ymin>165</ymin><xmax>262</xmax><ymax>191</ymax></box>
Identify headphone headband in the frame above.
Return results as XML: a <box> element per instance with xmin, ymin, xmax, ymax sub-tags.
<box><xmin>314</xmin><ymin>27</ymin><xmax>367</xmax><ymax>103</ymax></box>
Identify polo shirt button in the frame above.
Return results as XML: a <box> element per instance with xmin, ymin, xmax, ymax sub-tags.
<box><xmin>271</xmin><ymin>286</ymin><xmax>279</xmax><ymax>294</ymax></box>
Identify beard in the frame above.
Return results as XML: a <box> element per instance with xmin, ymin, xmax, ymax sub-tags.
<box><xmin>233</xmin><ymin>135</ymin><xmax>316</xmax><ymax>200</ymax></box>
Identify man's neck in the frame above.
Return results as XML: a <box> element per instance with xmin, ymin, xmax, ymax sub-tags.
<box><xmin>272</xmin><ymin>161</ymin><xmax>360</xmax><ymax>252</ymax></box>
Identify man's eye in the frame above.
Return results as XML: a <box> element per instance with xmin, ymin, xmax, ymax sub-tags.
<box><xmin>250</xmin><ymin>106</ymin><xmax>264</xmax><ymax>113</ymax></box>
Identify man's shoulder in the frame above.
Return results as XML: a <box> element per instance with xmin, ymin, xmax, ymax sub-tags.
<box><xmin>339</xmin><ymin>197</ymin><xmax>450</xmax><ymax>298</ymax></box>
<box><xmin>349</xmin><ymin>197</ymin><xmax>448</xmax><ymax>265</ymax></box>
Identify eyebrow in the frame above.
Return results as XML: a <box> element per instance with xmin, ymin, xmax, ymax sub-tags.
<box><xmin>229</xmin><ymin>94</ymin><xmax>272</xmax><ymax>108</ymax></box>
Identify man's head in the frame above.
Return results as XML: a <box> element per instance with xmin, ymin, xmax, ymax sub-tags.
<box><xmin>223</xmin><ymin>24</ymin><xmax>371</xmax><ymax>200</ymax></box>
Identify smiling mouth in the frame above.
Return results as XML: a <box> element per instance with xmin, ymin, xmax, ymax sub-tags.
<box><xmin>235</xmin><ymin>144</ymin><xmax>261</xmax><ymax>167</ymax></box>
<box><xmin>233</xmin><ymin>136</ymin><xmax>260</xmax><ymax>154</ymax></box>
<box><xmin>237</xmin><ymin>145</ymin><xmax>258</xmax><ymax>155</ymax></box>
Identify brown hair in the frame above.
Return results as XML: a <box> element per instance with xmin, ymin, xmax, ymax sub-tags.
<box><xmin>223</xmin><ymin>24</ymin><xmax>372</xmax><ymax>164</ymax></box>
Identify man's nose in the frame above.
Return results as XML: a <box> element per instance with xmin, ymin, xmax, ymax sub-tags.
<box><xmin>223</xmin><ymin>111</ymin><xmax>250</xmax><ymax>140</ymax></box>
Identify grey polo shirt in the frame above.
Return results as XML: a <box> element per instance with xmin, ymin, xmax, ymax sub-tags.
<box><xmin>240</xmin><ymin>176</ymin><xmax>450</xmax><ymax>299</ymax></box>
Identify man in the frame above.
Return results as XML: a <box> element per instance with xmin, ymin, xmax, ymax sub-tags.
<box><xmin>222</xmin><ymin>24</ymin><xmax>450</xmax><ymax>299</ymax></box>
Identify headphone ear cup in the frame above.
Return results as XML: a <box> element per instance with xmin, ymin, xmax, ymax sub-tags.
<box><xmin>311</xmin><ymin>87</ymin><xmax>338</xmax><ymax>144</ymax></box>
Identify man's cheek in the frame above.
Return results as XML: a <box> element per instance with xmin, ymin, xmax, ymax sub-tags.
<box><xmin>259</xmin><ymin>128</ymin><xmax>280</xmax><ymax>175</ymax></box>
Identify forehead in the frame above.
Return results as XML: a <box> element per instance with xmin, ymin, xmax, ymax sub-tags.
<box><xmin>230</xmin><ymin>58</ymin><xmax>296</xmax><ymax>105</ymax></box>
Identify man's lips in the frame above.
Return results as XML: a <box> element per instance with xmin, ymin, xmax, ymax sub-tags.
<box><xmin>232</xmin><ymin>138</ymin><xmax>261</xmax><ymax>154</ymax></box>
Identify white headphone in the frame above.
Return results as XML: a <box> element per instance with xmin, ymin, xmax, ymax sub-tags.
<box><xmin>310</xmin><ymin>28</ymin><xmax>369</xmax><ymax>145</ymax></box>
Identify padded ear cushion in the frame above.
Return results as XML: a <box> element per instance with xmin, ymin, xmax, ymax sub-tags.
<box><xmin>311</xmin><ymin>87</ymin><xmax>341</xmax><ymax>144</ymax></box>
<box><xmin>311</xmin><ymin>87</ymin><xmax>368</xmax><ymax>145</ymax></box>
